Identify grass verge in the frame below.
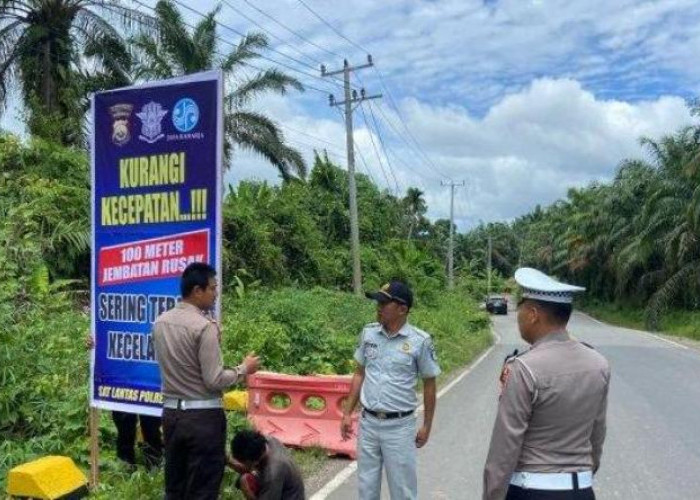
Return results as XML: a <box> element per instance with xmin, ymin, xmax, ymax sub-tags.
<box><xmin>582</xmin><ymin>302</ymin><xmax>700</xmax><ymax>341</ymax></box>
<box><xmin>1</xmin><ymin>287</ymin><xmax>491</xmax><ymax>498</ymax></box>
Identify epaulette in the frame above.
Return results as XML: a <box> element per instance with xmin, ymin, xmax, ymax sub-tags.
<box><xmin>503</xmin><ymin>349</ymin><xmax>521</xmax><ymax>364</ymax></box>
<box><xmin>580</xmin><ymin>341</ymin><xmax>595</xmax><ymax>350</ymax></box>
<box><xmin>412</xmin><ymin>326</ymin><xmax>430</xmax><ymax>339</ymax></box>
<box><xmin>364</xmin><ymin>322</ymin><xmax>380</xmax><ymax>329</ymax></box>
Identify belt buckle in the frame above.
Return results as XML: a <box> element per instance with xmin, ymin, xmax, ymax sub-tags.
<box><xmin>377</xmin><ymin>411</ymin><xmax>387</xmax><ymax>420</ymax></box>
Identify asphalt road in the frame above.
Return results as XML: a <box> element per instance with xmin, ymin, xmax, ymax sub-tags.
<box><xmin>316</xmin><ymin>310</ymin><xmax>700</xmax><ymax>499</ymax></box>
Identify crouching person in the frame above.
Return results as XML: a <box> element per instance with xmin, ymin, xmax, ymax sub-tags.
<box><xmin>229</xmin><ymin>430</ymin><xmax>305</xmax><ymax>500</ymax></box>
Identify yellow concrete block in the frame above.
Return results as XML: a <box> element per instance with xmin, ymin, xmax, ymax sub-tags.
<box><xmin>223</xmin><ymin>390</ymin><xmax>248</xmax><ymax>412</ymax></box>
<box><xmin>7</xmin><ymin>455</ymin><xmax>87</xmax><ymax>499</ymax></box>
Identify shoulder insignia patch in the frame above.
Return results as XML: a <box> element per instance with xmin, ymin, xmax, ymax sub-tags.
<box><xmin>425</xmin><ymin>338</ymin><xmax>437</xmax><ymax>361</ymax></box>
<box><xmin>499</xmin><ymin>349</ymin><xmax>520</xmax><ymax>397</ymax></box>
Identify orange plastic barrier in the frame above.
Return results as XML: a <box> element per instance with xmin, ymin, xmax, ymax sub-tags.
<box><xmin>247</xmin><ymin>371</ymin><xmax>359</xmax><ymax>458</ymax></box>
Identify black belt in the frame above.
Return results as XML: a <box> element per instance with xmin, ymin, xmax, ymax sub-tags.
<box><xmin>363</xmin><ymin>408</ymin><xmax>414</xmax><ymax>420</ymax></box>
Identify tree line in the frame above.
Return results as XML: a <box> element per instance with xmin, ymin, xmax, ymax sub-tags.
<box><xmin>459</xmin><ymin>122</ymin><xmax>700</xmax><ymax>329</ymax></box>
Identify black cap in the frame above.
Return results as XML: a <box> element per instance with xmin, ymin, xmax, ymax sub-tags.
<box><xmin>365</xmin><ymin>281</ymin><xmax>413</xmax><ymax>308</ymax></box>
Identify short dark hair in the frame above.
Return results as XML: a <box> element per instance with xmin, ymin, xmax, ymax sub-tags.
<box><xmin>231</xmin><ymin>430</ymin><xmax>267</xmax><ymax>463</ymax></box>
<box><xmin>180</xmin><ymin>262</ymin><xmax>216</xmax><ymax>297</ymax></box>
<box><xmin>529</xmin><ymin>299</ymin><xmax>572</xmax><ymax>324</ymax></box>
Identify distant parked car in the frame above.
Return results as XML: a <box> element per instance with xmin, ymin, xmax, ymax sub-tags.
<box><xmin>485</xmin><ymin>295</ymin><xmax>508</xmax><ymax>315</ymax></box>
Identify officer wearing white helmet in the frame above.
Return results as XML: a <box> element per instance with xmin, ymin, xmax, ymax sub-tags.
<box><xmin>483</xmin><ymin>268</ymin><xmax>611</xmax><ymax>500</ymax></box>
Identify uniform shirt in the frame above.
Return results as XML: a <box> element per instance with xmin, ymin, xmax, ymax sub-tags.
<box><xmin>483</xmin><ymin>331</ymin><xmax>611</xmax><ymax>500</ymax></box>
<box><xmin>153</xmin><ymin>302</ymin><xmax>244</xmax><ymax>400</ymax></box>
<box><xmin>354</xmin><ymin>322</ymin><xmax>441</xmax><ymax>413</ymax></box>
<box><xmin>257</xmin><ymin>437</ymin><xmax>305</xmax><ymax>500</ymax></box>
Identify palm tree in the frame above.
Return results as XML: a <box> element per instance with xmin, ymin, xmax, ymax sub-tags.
<box><xmin>403</xmin><ymin>187</ymin><xmax>427</xmax><ymax>241</ymax></box>
<box><xmin>0</xmin><ymin>0</ymin><xmax>147</xmax><ymax>144</ymax></box>
<box><xmin>132</xmin><ymin>0</ymin><xmax>306</xmax><ymax>181</ymax></box>
<box><xmin>618</xmin><ymin>129</ymin><xmax>700</xmax><ymax>328</ymax></box>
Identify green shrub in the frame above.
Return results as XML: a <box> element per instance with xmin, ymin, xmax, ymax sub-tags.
<box><xmin>0</xmin><ymin>284</ymin><xmax>490</xmax><ymax>493</ymax></box>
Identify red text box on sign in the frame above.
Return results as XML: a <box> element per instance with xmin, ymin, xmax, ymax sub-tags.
<box><xmin>98</xmin><ymin>229</ymin><xmax>209</xmax><ymax>286</ymax></box>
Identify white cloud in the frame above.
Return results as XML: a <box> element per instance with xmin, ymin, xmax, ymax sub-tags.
<box><xmin>392</xmin><ymin>78</ymin><xmax>693</xmax><ymax>227</ymax></box>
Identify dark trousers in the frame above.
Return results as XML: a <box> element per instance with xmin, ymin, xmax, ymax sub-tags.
<box><xmin>162</xmin><ymin>408</ymin><xmax>227</xmax><ymax>500</ymax></box>
<box><xmin>112</xmin><ymin>411</ymin><xmax>163</xmax><ymax>467</ymax></box>
<box><xmin>506</xmin><ymin>485</ymin><xmax>596</xmax><ymax>500</ymax></box>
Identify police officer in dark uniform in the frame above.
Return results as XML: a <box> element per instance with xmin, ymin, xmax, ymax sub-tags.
<box><xmin>483</xmin><ymin>268</ymin><xmax>611</xmax><ymax>500</ymax></box>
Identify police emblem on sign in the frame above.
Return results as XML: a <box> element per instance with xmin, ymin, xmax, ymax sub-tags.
<box><xmin>172</xmin><ymin>97</ymin><xmax>199</xmax><ymax>132</ymax></box>
<box><xmin>136</xmin><ymin>101</ymin><xmax>168</xmax><ymax>143</ymax></box>
<box><xmin>109</xmin><ymin>104</ymin><xmax>133</xmax><ymax>146</ymax></box>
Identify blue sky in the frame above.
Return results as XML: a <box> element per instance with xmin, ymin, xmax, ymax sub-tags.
<box><xmin>2</xmin><ymin>0</ymin><xmax>700</xmax><ymax>229</ymax></box>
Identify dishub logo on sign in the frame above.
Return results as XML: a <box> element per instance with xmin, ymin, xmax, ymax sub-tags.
<box><xmin>90</xmin><ymin>71</ymin><xmax>223</xmax><ymax>416</ymax></box>
<box><xmin>173</xmin><ymin>97</ymin><xmax>199</xmax><ymax>132</ymax></box>
<box><xmin>137</xmin><ymin>101</ymin><xmax>168</xmax><ymax>144</ymax></box>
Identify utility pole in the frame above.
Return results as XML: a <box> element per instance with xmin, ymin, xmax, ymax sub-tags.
<box><xmin>442</xmin><ymin>180</ymin><xmax>465</xmax><ymax>289</ymax></box>
<box><xmin>487</xmin><ymin>235</ymin><xmax>493</xmax><ymax>296</ymax></box>
<box><xmin>322</xmin><ymin>56</ymin><xmax>382</xmax><ymax>295</ymax></box>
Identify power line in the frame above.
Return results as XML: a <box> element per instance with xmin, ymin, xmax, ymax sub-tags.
<box><xmin>221</xmin><ymin>0</ymin><xmax>324</xmax><ymax>69</ymax></box>
<box><xmin>296</xmin><ymin>0</ymin><xmax>368</xmax><ymax>54</ymax></box>
<box><xmin>278</xmin><ymin>123</ymin><xmax>345</xmax><ymax>150</ymax></box>
<box><xmin>243</xmin><ymin>0</ymin><xmax>343</xmax><ymax>60</ymax></box>
<box><xmin>284</xmin><ymin>136</ymin><xmax>345</xmax><ymax>158</ymax></box>
<box><xmin>356</xmin><ymin>65</ymin><xmax>451</xmax><ymax>180</ymax></box>
<box><xmin>353</xmin><ymin>70</ymin><xmax>447</xmax><ymax>183</ymax></box>
<box><xmin>373</xmin><ymin>68</ymin><xmax>452</xmax><ymax>180</ymax></box>
<box><xmin>332</xmin><ymin>71</ymin><xmax>397</xmax><ymax>194</ymax></box>
<box><xmin>358</xmin><ymin>102</ymin><xmax>394</xmax><ymax>193</ymax></box>
<box><xmin>130</xmin><ymin>0</ymin><xmax>340</xmax><ymax>95</ymax></box>
<box><xmin>229</xmin><ymin>0</ymin><xmax>358</xmax><ymax>91</ymax></box>
<box><xmin>354</xmin><ymin>145</ymin><xmax>379</xmax><ymax>186</ymax></box>
<box><xmin>237</xmin><ymin>0</ymin><xmax>449</xmax><ymax>186</ymax></box>
<box><xmin>332</xmin><ymin>106</ymin><xmax>381</xmax><ymax>188</ymax></box>
<box><xmin>286</xmin><ymin>138</ymin><xmax>345</xmax><ymax>159</ymax></box>
<box><xmin>375</xmin><ymin>98</ymin><xmax>450</xmax><ymax>179</ymax></box>
<box><xmin>171</xmin><ymin>0</ymin><xmax>322</xmax><ymax>74</ymax></box>
<box><xmin>365</xmin><ymin>100</ymin><xmax>401</xmax><ymax>194</ymax></box>
<box><xmin>289</xmin><ymin>0</ymin><xmax>451</xmax><ymax>182</ymax></box>
<box><xmin>367</xmin><ymin>101</ymin><xmax>443</xmax><ymax>182</ymax></box>
<box><xmin>285</xmin><ymin>113</ymin><xmax>378</xmax><ymax>186</ymax></box>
